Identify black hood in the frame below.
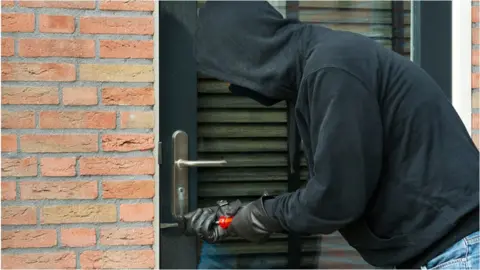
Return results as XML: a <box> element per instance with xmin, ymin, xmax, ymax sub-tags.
<box><xmin>194</xmin><ymin>1</ymin><xmax>305</xmax><ymax>106</ymax></box>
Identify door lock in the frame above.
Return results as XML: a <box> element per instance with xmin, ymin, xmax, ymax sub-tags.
<box><xmin>171</xmin><ymin>130</ymin><xmax>227</xmax><ymax>219</ymax></box>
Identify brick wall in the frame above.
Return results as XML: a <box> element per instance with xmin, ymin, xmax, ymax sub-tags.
<box><xmin>1</xmin><ymin>1</ymin><xmax>157</xmax><ymax>269</ymax></box>
<box><xmin>473</xmin><ymin>1</ymin><xmax>479</xmax><ymax>147</ymax></box>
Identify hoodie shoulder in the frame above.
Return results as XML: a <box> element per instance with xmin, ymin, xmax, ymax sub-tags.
<box><xmin>301</xmin><ymin>29</ymin><xmax>383</xmax><ymax>89</ymax></box>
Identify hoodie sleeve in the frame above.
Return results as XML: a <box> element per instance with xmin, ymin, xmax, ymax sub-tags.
<box><xmin>264</xmin><ymin>68</ymin><xmax>383</xmax><ymax>234</ymax></box>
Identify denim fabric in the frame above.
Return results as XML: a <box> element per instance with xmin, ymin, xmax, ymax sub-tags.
<box><xmin>197</xmin><ymin>242</ymin><xmax>278</xmax><ymax>269</ymax></box>
<box><xmin>421</xmin><ymin>231</ymin><xmax>479</xmax><ymax>269</ymax></box>
<box><xmin>197</xmin><ymin>242</ymin><xmax>235</xmax><ymax>269</ymax></box>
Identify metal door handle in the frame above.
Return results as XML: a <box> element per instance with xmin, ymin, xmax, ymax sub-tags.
<box><xmin>176</xmin><ymin>159</ymin><xmax>227</xmax><ymax>168</ymax></box>
<box><xmin>171</xmin><ymin>130</ymin><xmax>227</xmax><ymax>218</ymax></box>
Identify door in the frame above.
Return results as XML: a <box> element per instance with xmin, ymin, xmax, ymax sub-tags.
<box><xmin>159</xmin><ymin>1</ymin><xmax>411</xmax><ymax>269</ymax></box>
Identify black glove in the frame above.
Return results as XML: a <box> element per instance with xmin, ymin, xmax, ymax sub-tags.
<box><xmin>181</xmin><ymin>199</ymin><xmax>242</xmax><ymax>243</ymax></box>
<box><xmin>229</xmin><ymin>195</ymin><xmax>285</xmax><ymax>243</ymax></box>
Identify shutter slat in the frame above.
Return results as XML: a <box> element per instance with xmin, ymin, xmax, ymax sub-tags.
<box><xmin>299</xmin><ymin>0</ymin><xmax>410</xmax><ymax>10</ymax></box>
<box><xmin>199</xmin><ymin>182</ymin><xmax>287</xmax><ymax>197</ymax></box>
<box><xmin>198</xmin><ymin>153</ymin><xmax>287</xmax><ymax>167</ymax></box>
<box><xmin>199</xmin><ymin>95</ymin><xmax>286</xmax><ymax>108</ymax></box>
<box><xmin>202</xmin><ymin>240</ymin><xmax>288</xmax><ymax>255</ymax></box>
<box><xmin>319</xmin><ymin>23</ymin><xmax>410</xmax><ymax>38</ymax></box>
<box><xmin>198</xmin><ymin>124</ymin><xmax>287</xmax><ymax>138</ymax></box>
<box><xmin>299</xmin><ymin>9</ymin><xmax>410</xmax><ymax>24</ymax></box>
<box><xmin>198</xmin><ymin>110</ymin><xmax>287</xmax><ymax>123</ymax></box>
<box><xmin>198</xmin><ymin>138</ymin><xmax>287</xmax><ymax>152</ymax></box>
<box><xmin>199</xmin><ymin>168</ymin><xmax>288</xmax><ymax>182</ymax></box>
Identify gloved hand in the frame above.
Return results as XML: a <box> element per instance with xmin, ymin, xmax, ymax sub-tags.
<box><xmin>181</xmin><ymin>199</ymin><xmax>242</xmax><ymax>243</ymax></box>
<box><xmin>181</xmin><ymin>195</ymin><xmax>285</xmax><ymax>244</ymax></box>
<box><xmin>229</xmin><ymin>195</ymin><xmax>285</xmax><ymax>243</ymax></box>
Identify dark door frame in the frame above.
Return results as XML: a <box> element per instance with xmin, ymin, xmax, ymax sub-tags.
<box><xmin>411</xmin><ymin>0</ymin><xmax>452</xmax><ymax>100</ymax></box>
<box><xmin>159</xmin><ymin>1</ymin><xmax>198</xmax><ymax>269</ymax></box>
<box><xmin>158</xmin><ymin>1</ymin><xmax>452</xmax><ymax>269</ymax></box>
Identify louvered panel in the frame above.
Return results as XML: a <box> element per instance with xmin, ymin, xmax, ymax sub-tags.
<box><xmin>197</xmin><ymin>77</ymin><xmax>289</xmax><ymax>268</ymax></box>
<box><xmin>299</xmin><ymin>0</ymin><xmax>411</xmax><ymax>57</ymax></box>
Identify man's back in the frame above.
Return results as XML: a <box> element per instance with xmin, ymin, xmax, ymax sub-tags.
<box><xmin>297</xmin><ymin>26</ymin><xmax>479</xmax><ymax>267</ymax></box>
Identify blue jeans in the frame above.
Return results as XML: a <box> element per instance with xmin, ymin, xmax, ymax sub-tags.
<box><xmin>421</xmin><ymin>231</ymin><xmax>479</xmax><ymax>269</ymax></box>
<box><xmin>197</xmin><ymin>242</ymin><xmax>278</xmax><ymax>269</ymax></box>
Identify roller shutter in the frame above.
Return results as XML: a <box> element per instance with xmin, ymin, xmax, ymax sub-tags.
<box><xmin>196</xmin><ymin>1</ymin><xmax>410</xmax><ymax>268</ymax></box>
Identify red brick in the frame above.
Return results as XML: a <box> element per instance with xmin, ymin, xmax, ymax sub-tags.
<box><xmin>1</xmin><ymin>13</ymin><xmax>34</xmax><ymax>33</ymax></box>
<box><xmin>80</xmin><ymin>17</ymin><xmax>154</xmax><ymax>35</ymax></box>
<box><xmin>2</xmin><ymin>229</ymin><xmax>57</xmax><ymax>249</ymax></box>
<box><xmin>79</xmin><ymin>64</ymin><xmax>154</xmax><ymax>82</ymax></box>
<box><xmin>19</xmin><ymin>0</ymin><xmax>95</xmax><ymax>9</ymax></box>
<box><xmin>102</xmin><ymin>87</ymin><xmax>154</xmax><ymax>105</ymax></box>
<box><xmin>473</xmin><ymin>113</ymin><xmax>479</xmax><ymax>130</ymax></box>
<box><xmin>39</xmin><ymin>14</ymin><xmax>75</xmax><ymax>33</ymax></box>
<box><xmin>1</xmin><ymin>110</ymin><xmax>35</xmax><ymax>129</ymax></box>
<box><xmin>2</xmin><ymin>62</ymin><xmax>76</xmax><ymax>81</ymax></box>
<box><xmin>2</xmin><ymin>37</ymin><xmax>14</xmax><ymax>56</ymax></box>
<box><xmin>19</xmin><ymin>39</ymin><xmax>95</xmax><ymax>58</ymax></box>
<box><xmin>102</xmin><ymin>134</ymin><xmax>154</xmax><ymax>152</ymax></box>
<box><xmin>21</xmin><ymin>134</ymin><xmax>98</xmax><ymax>153</ymax></box>
<box><xmin>100</xmin><ymin>227</ymin><xmax>154</xmax><ymax>246</ymax></box>
<box><xmin>41</xmin><ymin>204</ymin><xmax>116</xmax><ymax>224</ymax></box>
<box><xmin>2</xmin><ymin>157</ymin><xmax>37</xmax><ymax>177</ymax></box>
<box><xmin>2</xmin><ymin>134</ymin><xmax>17</xmax><ymax>152</ymax></box>
<box><xmin>2</xmin><ymin>252</ymin><xmax>76</xmax><ymax>269</ymax></box>
<box><xmin>39</xmin><ymin>111</ymin><xmax>116</xmax><ymax>129</ymax></box>
<box><xmin>474</xmin><ymin>28</ymin><xmax>479</xmax><ymax>45</ymax></box>
<box><xmin>100</xmin><ymin>0</ymin><xmax>154</xmax><ymax>11</ymax></box>
<box><xmin>63</xmin><ymin>87</ymin><xmax>98</xmax><ymax>105</ymax></box>
<box><xmin>2</xmin><ymin>206</ymin><xmax>36</xmax><ymax>225</ymax></box>
<box><xmin>100</xmin><ymin>40</ymin><xmax>153</xmax><ymax>59</ymax></box>
<box><xmin>473</xmin><ymin>7</ymin><xmax>479</xmax><ymax>23</ymax></box>
<box><xmin>21</xmin><ymin>181</ymin><xmax>97</xmax><ymax>200</ymax></box>
<box><xmin>1</xmin><ymin>0</ymin><xmax>14</xmax><ymax>7</ymax></box>
<box><xmin>61</xmin><ymin>228</ymin><xmax>96</xmax><ymax>247</ymax></box>
<box><xmin>120</xmin><ymin>111</ymin><xmax>154</xmax><ymax>129</ymax></box>
<box><xmin>120</xmin><ymin>203</ymin><xmax>154</xmax><ymax>222</ymax></box>
<box><xmin>102</xmin><ymin>180</ymin><xmax>154</xmax><ymax>199</ymax></box>
<box><xmin>80</xmin><ymin>157</ymin><xmax>155</xmax><ymax>176</ymax></box>
<box><xmin>1</xmin><ymin>182</ymin><xmax>16</xmax><ymax>200</ymax></box>
<box><xmin>40</xmin><ymin>157</ymin><xmax>76</xmax><ymax>176</ymax></box>
<box><xmin>473</xmin><ymin>73</ymin><xmax>480</xmax><ymax>89</ymax></box>
<box><xmin>2</xmin><ymin>86</ymin><xmax>59</xmax><ymax>105</ymax></box>
<box><xmin>473</xmin><ymin>50</ymin><xmax>479</xmax><ymax>66</ymax></box>
<box><xmin>80</xmin><ymin>250</ymin><xmax>155</xmax><ymax>269</ymax></box>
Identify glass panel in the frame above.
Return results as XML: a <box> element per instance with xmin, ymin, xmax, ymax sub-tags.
<box><xmin>194</xmin><ymin>1</ymin><xmax>411</xmax><ymax>269</ymax></box>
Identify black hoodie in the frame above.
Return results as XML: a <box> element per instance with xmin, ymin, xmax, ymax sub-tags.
<box><xmin>195</xmin><ymin>1</ymin><xmax>479</xmax><ymax>268</ymax></box>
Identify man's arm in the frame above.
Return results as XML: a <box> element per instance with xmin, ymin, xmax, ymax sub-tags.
<box><xmin>263</xmin><ymin>68</ymin><xmax>383</xmax><ymax>234</ymax></box>
<box><xmin>181</xmin><ymin>68</ymin><xmax>384</xmax><ymax>243</ymax></box>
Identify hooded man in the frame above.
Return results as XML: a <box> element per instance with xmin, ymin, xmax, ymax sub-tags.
<box><xmin>182</xmin><ymin>1</ymin><xmax>480</xmax><ymax>269</ymax></box>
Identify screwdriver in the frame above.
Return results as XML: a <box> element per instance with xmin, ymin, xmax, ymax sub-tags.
<box><xmin>216</xmin><ymin>216</ymin><xmax>233</xmax><ymax>229</ymax></box>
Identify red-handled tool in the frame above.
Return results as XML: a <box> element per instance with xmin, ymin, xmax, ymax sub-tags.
<box><xmin>216</xmin><ymin>216</ymin><xmax>233</xmax><ymax>229</ymax></box>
